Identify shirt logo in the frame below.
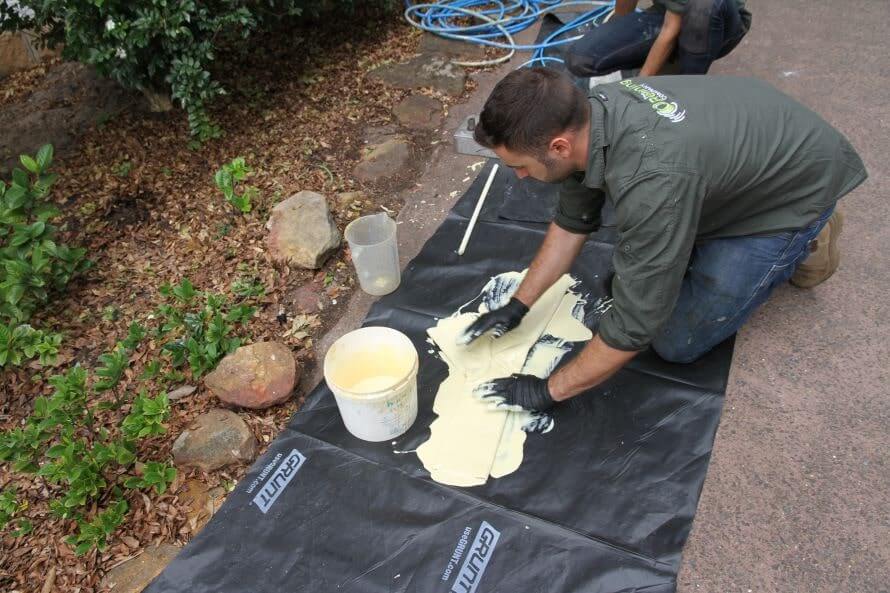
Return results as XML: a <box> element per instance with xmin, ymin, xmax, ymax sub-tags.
<box><xmin>620</xmin><ymin>79</ymin><xmax>687</xmax><ymax>123</ymax></box>
<box><xmin>450</xmin><ymin>521</ymin><xmax>501</xmax><ymax>593</ymax></box>
<box><xmin>252</xmin><ymin>448</ymin><xmax>306</xmax><ymax>513</ymax></box>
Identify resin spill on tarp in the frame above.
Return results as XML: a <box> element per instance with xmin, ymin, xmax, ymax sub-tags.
<box><xmin>416</xmin><ymin>271</ymin><xmax>592</xmax><ymax>487</ymax></box>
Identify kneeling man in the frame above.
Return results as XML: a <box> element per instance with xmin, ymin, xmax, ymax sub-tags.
<box><xmin>461</xmin><ymin>68</ymin><xmax>867</xmax><ymax>411</ymax></box>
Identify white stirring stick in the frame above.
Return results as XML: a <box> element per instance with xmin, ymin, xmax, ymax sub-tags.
<box><xmin>457</xmin><ymin>163</ymin><xmax>499</xmax><ymax>256</ymax></box>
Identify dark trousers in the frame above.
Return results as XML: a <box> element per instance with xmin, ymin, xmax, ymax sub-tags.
<box><xmin>651</xmin><ymin>206</ymin><xmax>834</xmax><ymax>363</ymax></box>
<box><xmin>566</xmin><ymin>0</ymin><xmax>751</xmax><ymax>76</ymax></box>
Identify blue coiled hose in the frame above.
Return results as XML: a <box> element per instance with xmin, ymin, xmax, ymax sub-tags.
<box><xmin>403</xmin><ymin>1</ymin><xmax>616</xmax><ymax>68</ymax></box>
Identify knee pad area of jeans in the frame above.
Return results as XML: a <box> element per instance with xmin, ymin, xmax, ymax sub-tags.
<box><xmin>651</xmin><ymin>339</ymin><xmax>704</xmax><ymax>364</ymax></box>
<box><xmin>564</xmin><ymin>51</ymin><xmax>601</xmax><ymax>77</ymax></box>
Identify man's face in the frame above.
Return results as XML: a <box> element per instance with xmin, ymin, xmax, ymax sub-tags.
<box><xmin>493</xmin><ymin>144</ymin><xmax>577</xmax><ymax>184</ymax></box>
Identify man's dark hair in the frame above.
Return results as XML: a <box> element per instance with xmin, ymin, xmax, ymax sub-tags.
<box><xmin>474</xmin><ymin>67</ymin><xmax>589</xmax><ymax>155</ymax></box>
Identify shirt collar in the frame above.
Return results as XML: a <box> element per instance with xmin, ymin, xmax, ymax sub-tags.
<box><xmin>582</xmin><ymin>96</ymin><xmax>608</xmax><ymax>190</ymax></box>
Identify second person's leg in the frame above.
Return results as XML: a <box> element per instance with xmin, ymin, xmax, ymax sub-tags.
<box><xmin>677</xmin><ymin>0</ymin><xmax>748</xmax><ymax>74</ymax></box>
<box><xmin>565</xmin><ymin>9</ymin><xmax>664</xmax><ymax>77</ymax></box>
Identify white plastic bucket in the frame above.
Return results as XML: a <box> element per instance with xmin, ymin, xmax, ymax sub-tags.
<box><xmin>323</xmin><ymin>326</ymin><xmax>419</xmax><ymax>442</ymax></box>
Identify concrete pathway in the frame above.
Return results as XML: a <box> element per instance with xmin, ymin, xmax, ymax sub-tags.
<box><xmin>681</xmin><ymin>1</ymin><xmax>889</xmax><ymax>590</ymax></box>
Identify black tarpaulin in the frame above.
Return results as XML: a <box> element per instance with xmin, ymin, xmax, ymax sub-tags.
<box><xmin>146</xmin><ymin>161</ymin><xmax>733</xmax><ymax>593</ymax></box>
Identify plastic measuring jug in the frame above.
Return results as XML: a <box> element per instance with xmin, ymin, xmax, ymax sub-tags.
<box><xmin>344</xmin><ymin>213</ymin><xmax>400</xmax><ymax>296</ymax></box>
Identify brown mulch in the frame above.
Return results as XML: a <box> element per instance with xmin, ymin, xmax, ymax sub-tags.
<box><xmin>0</xmin><ymin>11</ymin><xmax>470</xmax><ymax>593</ymax></box>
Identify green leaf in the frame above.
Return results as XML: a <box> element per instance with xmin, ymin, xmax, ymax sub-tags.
<box><xmin>123</xmin><ymin>476</ymin><xmax>144</xmax><ymax>489</ymax></box>
<box><xmin>29</xmin><ymin>221</ymin><xmax>46</xmax><ymax>237</ymax></box>
<box><xmin>36</xmin><ymin>145</ymin><xmax>53</xmax><ymax>170</ymax></box>
<box><xmin>6</xmin><ymin>284</ymin><xmax>25</xmax><ymax>306</ymax></box>
<box><xmin>172</xmin><ymin>278</ymin><xmax>197</xmax><ymax>303</ymax></box>
<box><xmin>3</xmin><ymin>184</ymin><xmax>27</xmax><ymax>209</ymax></box>
<box><xmin>11</xmin><ymin>169</ymin><xmax>28</xmax><ymax>189</ymax></box>
<box><xmin>75</xmin><ymin>541</ymin><xmax>92</xmax><ymax>556</ymax></box>
<box><xmin>46</xmin><ymin>444</ymin><xmax>68</xmax><ymax>458</ymax></box>
<box><xmin>19</xmin><ymin>155</ymin><xmax>39</xmax><ymax>174</ymax></box>
<box><xmin>13</xmin><ymin>518</ymin><xmax>33</xmax><ymax>537</ymax></box>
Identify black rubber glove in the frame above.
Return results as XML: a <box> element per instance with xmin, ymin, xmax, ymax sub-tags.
<box><xmin>457</xmin><ymin>297</ymin><xmax>529</xmax><ymax>345</ymax></box>
<box><xmin>476</xmin><ymin>373</ymin><xmax>556</xmax><ymax>412</ymax></box>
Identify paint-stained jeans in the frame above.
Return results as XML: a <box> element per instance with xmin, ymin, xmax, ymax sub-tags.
<box><xmin>650</xmin><ymin>205</ymin><xmax>835</xmax><ymax>363</ymax></box>
<box><xmin>565</xmin><ymin>0</ymin><xmax>750</xmax><ymax>76</ymax></box>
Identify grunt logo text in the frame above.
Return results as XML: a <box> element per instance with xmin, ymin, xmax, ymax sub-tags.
<box><xmin>250</xmin><ymin>448</ymin><xmax>306</xmax><ymax>514</ymax></box>
<box><xmin>442</xmin><ymin>521</ymin><xmax>501</xmax><ymax>593</ymax></box>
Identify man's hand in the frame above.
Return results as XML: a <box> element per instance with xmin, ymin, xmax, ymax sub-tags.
<box><xmin>457</xmin><ymin>297</ymin><xmax>529</xmax><ymax>345</ymax></box>
<box><xmin>475</xmin><ymin>373</ymin><xmax>555</xmax><ymax>412</ymax></box>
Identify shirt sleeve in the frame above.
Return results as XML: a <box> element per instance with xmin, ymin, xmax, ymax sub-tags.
<box><xmin>554</xmin><ymin>174</ymin><xmax>606</xmax><ymax>235</ymax></box>
<box><xmin>598</xmin><ymin>171</ymin><xmax>708</xmax><ymax>351</ymax></box>
<box><xmin>661</xmin><ymin>0</ymin><xmax>689</xmax><ymax>14</ymax></box>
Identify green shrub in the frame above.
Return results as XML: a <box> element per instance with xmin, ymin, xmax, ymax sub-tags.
<box><xmin>0</xmin><ymin>145</ymin><xmax>90</xmax><ymax>368</ymax></box>
<box><xmin>0</xmin><ymin>324</ymin><xmax>175</xmax><ymax>555</ymax></box>
<box><xmin>0</xmin><ymin>486</ymin><xmax>32</xmax><ymax>536</ymax></box>
<box><xmin>1</xmin><ymin>145</ymin><xmax>90</xmax><ymax>324</ymax></box>
<box><xmin>2</xmin><ymin>1</ymin><xmax>398</xmax><ymax>140</ymax></box>
<box><xmin>214</xmin><ymin>157</ymin><xmax>256</xmax><ymax>213</ymax></box>
<box><xmin>0</xmin><ymin>322</ymin><xmax>62</xmax><ymax>367</ymax></box>
<box><xmin>66</xmin><ymin>498</ymin><xmax>128</xmax><ymax>556</ymax></box>
<box><xmin>156</xmin><ymin>278</ymin><xmax>256</xmax><ymax>377</ymax></box>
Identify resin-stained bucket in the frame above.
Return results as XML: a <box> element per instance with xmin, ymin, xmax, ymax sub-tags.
<box><xmin>323</xmin><ymin>326</ymin><xmax>419</xmax><ymax>442</ymax></box>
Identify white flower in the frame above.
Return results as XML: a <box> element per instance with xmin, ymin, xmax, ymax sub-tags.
<box><xmin>1</xmin><ymin>0</ymin><xmax>36</xmax><ymax>21</ymax></box>
<box><xmin>115</xmin><ymin>48</ymin><xmax>127</xmax><ymax>59</ymax></box>
<box><xmin>105</xmin><ymin>18</ymin><xmax>116</xmax><ymax>31</ymax></box>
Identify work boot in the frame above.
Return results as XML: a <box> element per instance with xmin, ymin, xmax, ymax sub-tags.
<box><xmin>791</xmin><ymin>210</ymin><xmax>845</xmax><ymax>288</ymax></box>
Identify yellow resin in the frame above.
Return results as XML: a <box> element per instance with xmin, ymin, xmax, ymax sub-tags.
<box><xmin>327</xmin><ymin>344</ymin><xmax>414</xmax><ymax>397</ymax></box>
<box><xmin>417</xmin><ymin>272</ymin><xmax>591</xmax><ymax>486</ymax></box>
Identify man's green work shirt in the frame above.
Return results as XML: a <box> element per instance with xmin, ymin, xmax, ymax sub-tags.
<box><xmin>556</xmin><ymin>76</ymin><xmax>867</xmax><ymax>351</ymax></box>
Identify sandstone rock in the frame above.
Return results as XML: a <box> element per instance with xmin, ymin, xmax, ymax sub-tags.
<box><xmin>363</xmin><ymin>124</ymin><xmax>401</xmax><ymax>145</ymax></box>
<box><xmin>393</xmin><ymin>95</ymin><xmax>444</xmax><ymax>130</ymax></box>
<box><xmin>336</xmin><ymin>191</ymin><xmax>366</xmax><ymax>210</ymax></box>
<box><xmin>167</xmin><ymin>385</ymin><xmax>197</xmax><ymax>401</ymax></box>
<box><xmin>368</xmin><ymin>55</ymin><xmax>467</xmax><ymax>97</ymax></box>
<box><xmin>291</xmin><ymin>283</ymin><xmax>327</xmax><ymax>313</ymax></box>
<box><xmin>172</xmin><ymin>409</ymin><xmax>258</xmax><ymax>471</ymax></box>
<box><xmin>0</xmin><ymin>32</ymin><xmax>57</xmax><ymax>79</ymax></box>
<box><xmin>266</xmin><ymin>191</ymin><xmax>340</xmax><ymax>269</ymax></box>
<box><xmin>419</xmin><ymin>33</ymin><xmax>487</xmax><ymax>60</ymax></box>
<box><xmin>0</xmin><ymin>33</ymin><xmax>37</xmax><ymax>78</ymax></box>
<box><xmin>101</xmin><ymin>544</ymin><xmax>180</xmax><ymax>593</ymax></box>
<box><xmin>1</xmin><ymin>62</ymin><xmax>135</xmax><ymax>174</ymax></box>
<box><xmin>205</xmin><ymin>342</ymin><xmax>298</xmax><ymax>409</ymax></box>
<box><xmin>179</xmin><ymin>479</ymin><xmax>226</xmax><ymax>533</ymax></box>
<box><xmin>354</xmin><ymin>136</ymin><xmax>411</xmax><ymax>183</ymax></box>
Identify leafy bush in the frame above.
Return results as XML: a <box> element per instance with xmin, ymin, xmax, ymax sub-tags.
<box><xmin>0</xmin><ymin>322</ymin><xmax>62</xmax><ymax>367</ymax></box>
<box><xmin>214</xmin><ymin>157</ymin><xmax>257</xmax><ymax>213</ymax></box>
<box><xmin>156</xmin><ymin>278</ymin><xmax>256</xmax><ymax>377</ymax></box>
<box><xmin>0</xmin><ymin>324</ymin><xmax>175</xmax><ymax>554</ymax></box>
<box><xmin>66</xmin><ymin>498</ymin><xmax>128</xmax><ymax>556</ymax></box>
<box><xmin>0</xmin><ymin>486</ymin><xmax>32</xmax><ymax>536</ymax></box>
<box><xmin>1</xmin><ymin>1</ymin><xmax>397</xmax><ymax>140</ymax></box>
<box><xmin>0</xmin><ymin>145</ymin><xmax>90</xmax><ymax>322</ymax></box>
<box><xmin>0</xmin><ymin>144</ymin><xmax>90</xmax><ymax>367</ymax></box>
<box><xmin>0</xmin><ymin>271</ymin><xmax>262</xmax><ymax>553</ymax></box>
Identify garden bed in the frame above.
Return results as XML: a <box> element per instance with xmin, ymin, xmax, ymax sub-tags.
<box><xmin>0</xmin><ymin>11</ymin><xmax>467</xmax><ymax>592</ymax></box>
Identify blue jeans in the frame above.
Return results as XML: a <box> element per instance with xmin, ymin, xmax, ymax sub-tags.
<box><xmin>650</xmin><ymin>206</ymin><xmax>835</xmax><ymax>363</ymax></box>
<box><xmin>565</xmin><ymin>0</ymin><xmax>750</xmax><ymax>76</ymax></box>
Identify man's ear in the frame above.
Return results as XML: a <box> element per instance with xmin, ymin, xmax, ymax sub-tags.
<box><xmin>548</xmin><ymin>136</ymin><xmax>573</xmax><ymax>159</ymax></box>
